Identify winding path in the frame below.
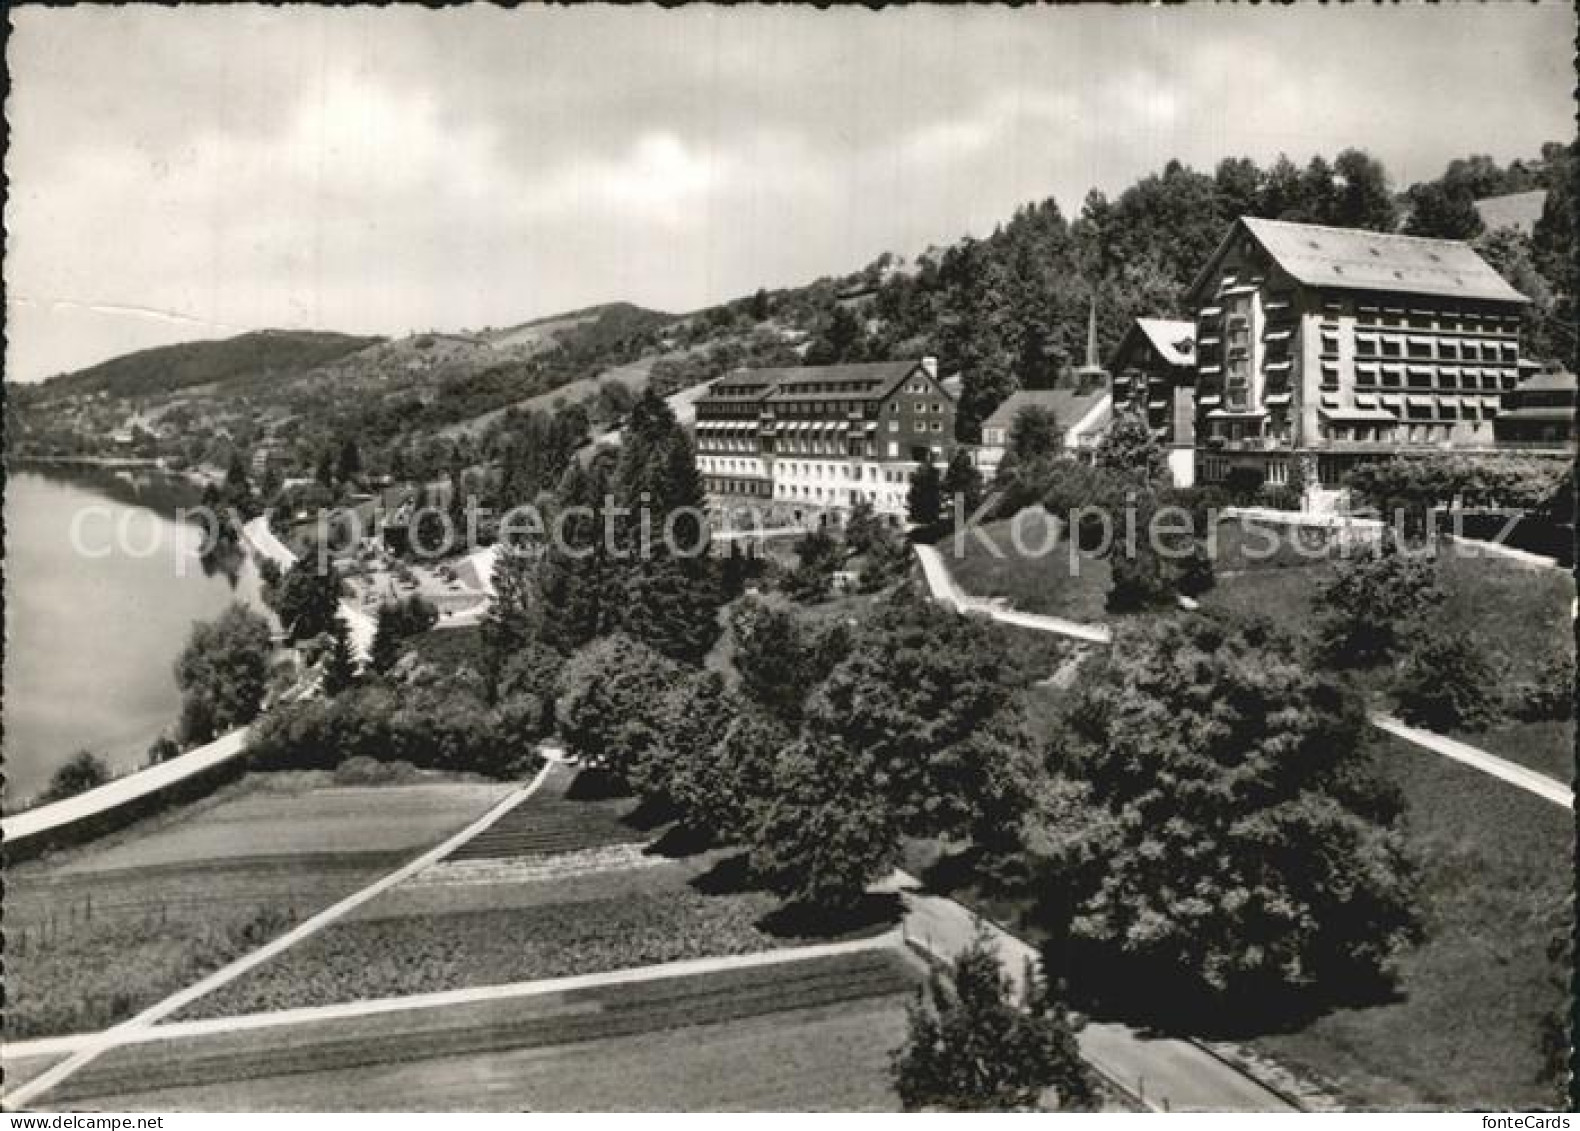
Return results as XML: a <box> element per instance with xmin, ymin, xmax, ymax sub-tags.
<box><xmin>912</xmin><ymin>542</ymin><xmax>1572</xmax><ymax>811</ymax></box>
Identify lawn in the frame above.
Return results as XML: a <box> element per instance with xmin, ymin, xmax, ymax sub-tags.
<box><xmin>1245</xmin><ymin>734</ymin><xmax>1572</xmax><ymax>1110</ymax></box>
<box><xmin>4</xmin><ymin>773</ymin><xmax>514</xmax><ymax>1039</ymax></box>
<box><xmin>1202</xmin><ymin>543</ymin><xmax>1574</xmax><ymax>772</ymax></box>
<box><xmin>939</xmin><ymin>513</ymin><xmax>1113</xmax><ymax>624</ymax></box>
<box><xmin>54</xmin><ymin>950</ymin><xmax>924</xmax><ymax>1110</ymax></box>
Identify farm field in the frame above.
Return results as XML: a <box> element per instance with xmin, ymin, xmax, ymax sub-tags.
<box><xmin>1245</xmin><ymin>734</ymin><xmax>1572</xmax><ymax>1109</ymax></box>
<box><xmin>5</xmin><ymin>774</ymin><xmax>515</xmax><ymax>1039</ymax></box>
<box><xmin>176</xmin><ymin>762</ymin><xmax>896</xmax><ymax>1019</ymax></box>
<box><xmin>50</xmin><ymin>948</ymin><xmax>923</xmax><ymax>1111</ymax></box>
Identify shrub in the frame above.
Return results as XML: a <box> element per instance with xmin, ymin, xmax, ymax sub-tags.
<box><xmin>892</xmin><ymin>931</ymin><xmax>1096</xmax><ymax>1112</ymax></box>
<box><xmin>1509</xmin><ymin>648</ymin><xmax>1576</xmax><ymax>722</ymax></box>
<box><xmin>1395</xmin><ymin>630</ymin><xmax>1501</xmax><ymax>732</ymax></box>
<box><xmin>1315</xmin><ymin>541</ymin><xmax>1444</xmax><ymax>667</ymax></box>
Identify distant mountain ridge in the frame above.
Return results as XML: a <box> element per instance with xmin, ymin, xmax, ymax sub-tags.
<box><xmin>27</xmin><ymin>302</ymin><xmax>674</xmax><ymax>405</ymax></box>
<box><xmin>31</xmin><ymin>330</ymin><xmax>385</xmax><ymax>402</ymax></box>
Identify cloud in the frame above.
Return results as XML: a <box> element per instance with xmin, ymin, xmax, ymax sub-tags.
<box><xmin>4</xmin><ymin>3</ymin><xmax>1576</xmax><ymax>382</ymax></box>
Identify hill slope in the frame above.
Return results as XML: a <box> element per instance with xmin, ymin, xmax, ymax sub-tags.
<box><xmin>34</xmin><ymin>330</ymin><xmax>385</xmax><ymax>402</ymax></box>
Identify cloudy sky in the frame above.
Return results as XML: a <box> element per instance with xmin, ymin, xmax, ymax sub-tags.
<box><xmin>6</xmin><ymin>4</ymin><xmax>1574</xmax><ymax>383</ymax></box>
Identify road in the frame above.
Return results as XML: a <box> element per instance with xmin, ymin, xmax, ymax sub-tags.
<box><xmin>883</xmin><ymin>871</ymin><xmax>1298</xmax><ymax>1112</ymax></box>
<box><xmin>241</xmin><ymin>517</ymin><xmax>376</xmax><ymax>660</ymax></box>
<box><xmin>912</xmin><ymin>541</ymin><xmax>1572</xmax><ymax>810</ymax></box>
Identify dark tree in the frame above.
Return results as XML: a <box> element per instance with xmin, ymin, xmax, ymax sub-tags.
<box><xmin>1034</xmin><ymin>614</ymin><xmax>1419</xmax><ymax>1011</ymax></box>
<box><xmin>1394</xmin><ymin>628</ymin><xmax>1500</xmax><ymax>732</ymax></box>
<box><xmin>40</xmin><ymin>750</ymin><xmax>111</xmax><ymax>804</ymax></box>
<box><xmin>942</xmin><ymin>449</ymin><xmax>985</xmax><ymax>525</ymax></box>
<box><xmin>892</xmin><ymin>931</ymin><xmax>1096</xmax><ymax>1112</ymax></box>
<box><xmin>272</xmin><ymin>561</ymin><xmax>343</xmax><ymax>642</ymax></box>
<box><xmin>1315</xmin><ymin>540</ymin><xmax>1444</xmax><ymax>668</ymax></box>
<box><xmin>908</xmin><ymin>458</ymin><xmax>945</xmax><ymax>528</ymax></box>
<box><xmin>322</xmin><ymin>615</ymin><xmax>359</xmax><ymax>697</ymax></box>
<box><xmin>174</xmin><ymin>603</ymin><xmax>275</xmax><ymax>743</ymax></box>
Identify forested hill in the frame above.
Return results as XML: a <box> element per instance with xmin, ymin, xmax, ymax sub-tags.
<box><xmin>30</xmin><ymin>330</ymin><xmax>384</xmax><ymax>401</ymax></box>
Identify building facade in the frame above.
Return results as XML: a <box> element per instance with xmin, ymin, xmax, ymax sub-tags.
<box><xmin>974</xmin><ymin>382</ymin><xmax>1111</xmax><ymax>482</ymax></box>
<box><xmin>1187</xmin><ymin>218</ymin><xmax>1530</xmax><ymax>505</ymax></box>
<box><xmin>694</xmin><ymin>358</ymin><xmax>956</xmax><ymax>520</ymax></box>
<box><xmin>1494</xmin><ymin>365</ymin><xmax>1577</xmax><ymax>450</ymax></box>
<box><xmin>1109</xmin><ymin>317</ymin><xmax>1197</xmax><ymax>486</ymax></box>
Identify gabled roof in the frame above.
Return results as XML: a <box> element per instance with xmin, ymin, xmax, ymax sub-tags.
<box><xmin>1186</xmin><ymin>217</ymin><xmax>1529</xmax><ymax>306</ymax></box>
<box><xmin>1134</xmin><ymin>318</ymin><xmax>1196</xmax><ymax>367</ymax></box>
<box><xmin>981</xmin><ymin>385</ymin><xmax>1109</xmax><ymax>437</ymax></box>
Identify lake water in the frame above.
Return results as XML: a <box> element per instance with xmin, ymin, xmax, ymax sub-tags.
<box><xmin>3</xmin><ymin>467</ymin><xmax>266</xmax><ymax>806</ymax></box>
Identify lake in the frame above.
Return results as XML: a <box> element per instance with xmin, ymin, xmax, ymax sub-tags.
<box><xmin>3</xmin><ymin>467</ymin><xmax>267</xmax><ymax>806</ymax></box>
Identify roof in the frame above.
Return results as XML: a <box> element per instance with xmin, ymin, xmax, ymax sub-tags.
<box><xmin>1496</xmin><ymin>406</ymin><xmax>1575</xmax><ymax>423</ymax></box>
<box><xmin>1188</xmin><ymin>217</ymin><xmax>1529</xmax><ymax>306</ymax></box>
<box><xmin>1134</xmin><ymin>318</ymin><xmax>1196</xmax><ymax>367</ymax></box>
<box><xmin>1474</xmin><ymin>189</ymin><xmax>1547</xmax><ymax>235</ymax></box>
<box><xmin>982</xmin><ymin>384</ymin><xmax>1109</xmax><ymax>436</ymax></box>
<box><xmin>1512</xmin><ymin>368</ymin><xmax>1577</xmax><ymax>395</ymax></box>
<box><xmin>699</xmin><ymin>359</ymin><xmax>933</xmax><ymax>407</ymax></box>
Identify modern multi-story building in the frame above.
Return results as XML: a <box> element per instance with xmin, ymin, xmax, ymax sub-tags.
<box><xmin>1109</xmin><ymin>317</ymin><xmax>1197</xmax><ymax>485</ymax></box>
<box><xmin>1186</xmin><ymin>217</ymin><xmax>1531</xmax><ymax>505</ymax></box>
<box><xmin>1495</xmin><ymin>364</ymin><xmax>1577</xmax><ymax>451</ymax></box>
<box><xmin>693</xmin><ymin>358</ymin><xmax>956</xmax><ymax>520</ymax></box>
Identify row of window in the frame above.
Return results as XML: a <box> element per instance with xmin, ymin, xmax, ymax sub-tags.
<box><xmin>704</xmin><ymin>477</ymin><xmax>771</xmax><ymax>497</ymax></box>
<box><xmin>1321</xmin><ymin>328</ymin><xmax>1519</xmax><ymax>364</ymax></box>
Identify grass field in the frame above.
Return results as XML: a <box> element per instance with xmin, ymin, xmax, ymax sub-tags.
<box><xmin>940</xmin><ymin>513</ymin><xmax>1113</xmax><ymax>623</ymax></box>
<box><xmin>1245</xmin><ymin>734</ymin><xmax>1572</xmax><ymax>1109</ymax></box>
<box><xmin>5</xmin><ymin>774</ymin><xmax>514</xmax><ymax>1039</ymax></box>
<box><xmin>1203</xmin><ymin>542</ymin><xmax>1574</xmax><ymax>771</ymax></box>
<box><xmin>53</xmin><ymin>949</ymin><xmax>923</xmax><ymax>1110</ymax></box>
<box><xmin>175</xmin><ymin>762</ymin><xmax>896</xmax><ymax>1019</ymax></box>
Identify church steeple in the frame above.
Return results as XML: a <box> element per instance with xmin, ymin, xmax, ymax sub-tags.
<box><xmin>1085</xmin><ymin>297</ymin><xmax>1100</xmax><ymax>371</ymax></box>
<box><xmin>1074</xmin><ymin>296</ymin><xmax>1108</xmax><ymax>390</ymax></box>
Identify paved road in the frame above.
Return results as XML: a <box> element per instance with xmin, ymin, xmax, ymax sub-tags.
<box><xmin>4</xmin><ymin>763</ymin><xmax>557</xmax><ymax>1111</ymax></box>
<box><xmin>241</xmin><ymin>518</ymin><xmax>376</xmax><ymax>660</ymax></box>
<box><xmin>913</xmin><ymin>543</ymin><xmax>1112</xmax><ymax>643</ymax></box>
<box><xmin>882</xmin><ymin>871</ymin><xmax>1298</xmax><ymax>1113</ymax></box>
<box><xmin>2</xmin><ymin>728</ymin><xmax>249</xmax><ymax>850</ymax></box>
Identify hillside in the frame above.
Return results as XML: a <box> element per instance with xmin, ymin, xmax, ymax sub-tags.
<box><xmin>32</xmin><ymin>330</ymin><xmax>385</xmax><ymax>402</ymax></box>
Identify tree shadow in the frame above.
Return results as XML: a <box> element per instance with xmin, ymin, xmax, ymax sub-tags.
<box><xmin>757</xmin><ymin>892</ymin><xmax>904</xmax><ymax>942</ymax></box>
<box><xmin>688</xmin><ymin>850</ymin><xmax>758</xmax><ymax>896</ymax></box>
<box><xmin>564</xmin><ymin>768</ymin><xmax>629</xmax><ymax>801</ymax></box>
<box><xmin>620</xmin><ymin>794</ymin><xmax>679</xmax><ymax>833</ymax></box>
<box><xmin>645</xmin><ymin>822</ymin><xmax>716</xmax><ymax>859</ymax></box>
<box><xmin>1052</xmin><ymin>943</ymin><xmax>1409</xmax><ymax>1040</ymax></box>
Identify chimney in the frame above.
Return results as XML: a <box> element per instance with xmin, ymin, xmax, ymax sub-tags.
<box><xmin>920</xmin><ymin>356</ymin><xmax>938</xmax><ymax>380</ymax></box>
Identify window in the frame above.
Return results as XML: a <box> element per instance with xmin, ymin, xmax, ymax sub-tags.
<box><xmin>1319</xmin><ymin>361</ymin><xmax>1340</xmax><ymax>389</ymax></box>
<box><xmin>888</xmin><ymin>420</ymin><xmax>898</xmax><ymax>432</ymax></box>
<box><xmin>887</xmin><ymin>442</ymin><xmax>899</xmax><ymax>457</ymax></box>
<box><xmin>1380</xmin><ymin>336</ymin><xmax>1404</xmax><ymax>359</ymax></box>
<box><xmin>1320</xmin><ymin>327</ymin><xmax>1341</xmax><ymax>356</ymax></box>
<box><xmin>930</xmin><ymin>421</ymin><xmax>942</xmax><ymax>433</ymax></box>
<box><xmin>914</xmin><ymin>421</ymin><xmax>926</xmax><ymax>432</ymax></box>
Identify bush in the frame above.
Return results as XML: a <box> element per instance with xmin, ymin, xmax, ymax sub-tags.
<box><xmin>1395</xmin><ymin>630</ymin><xmax>1501</xmax><ymax>732</ymax></box>
<box><xmin>247</xmin><ymin>684</ymin><xmax>530</xmax><ymax>779</ymax></box>
<box><xmin>1509</xmin><ymin>648</ymin><xmax>1576</xmax><ymax>722</ymax></box>
<box><xmin>146</xmin><ymin>735</ymin><xmax>182</xmax><ymax>765</ymax></box>
<box><xmin>40</xmin><ymin>750</ymin><xmax>111</xmax><ymax>804</ymax></box>
<box><xmin>1316</xmin><ymin>541</ymin><xmax>1444</xmax><ymax>667</ymax></box>
<box><xmin>555</xmin><ymin>634</ymin><xmax>679</xmax><ymax>784</ymax></box>
<box><xmin>892</xmin><ymin>931</ymin><xmax>1096</xmax><ymax>1112</ymax></box>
